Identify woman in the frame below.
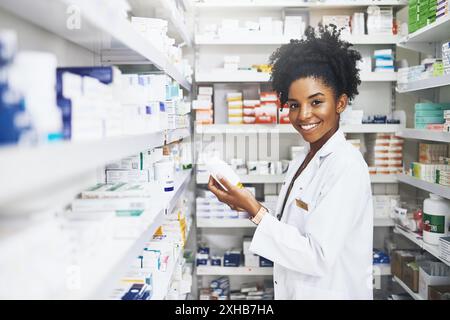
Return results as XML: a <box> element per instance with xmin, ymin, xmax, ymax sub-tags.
<box><xmin>208</xmin><ymin>26</ymin><xmax>374</xmax><ymax>300</ymax></box>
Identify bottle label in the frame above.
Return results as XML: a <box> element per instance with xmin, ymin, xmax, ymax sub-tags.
<box><xmin>423</xmin><ymin>213</ymin><xmax>445</xmax><ymax>233</ymax></box>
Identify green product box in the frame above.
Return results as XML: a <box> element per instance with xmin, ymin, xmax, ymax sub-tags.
<box><xmin>415</xmin><ymin>110</ymin><xmax>444</xmax><ymax>117</ymax></box>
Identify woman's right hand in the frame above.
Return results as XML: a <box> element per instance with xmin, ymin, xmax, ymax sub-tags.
<box><xmin>207</xmin><ymin>175</ymin><xmax>262</xmax><ymax>217</ymax></box>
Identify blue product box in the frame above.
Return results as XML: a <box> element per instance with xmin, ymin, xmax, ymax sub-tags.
<box><xmin>211</xmin><ymin>257</ymin><xmax>222</xmax><ymax>266</ymax></box>
<box><xmin>196</xmin><ymin>258</ymin><xmax>208</xmax><ymax>266</ymax></box>
<box><xmin>121</xmin><ymin>283</ymin><xmax>151</xmax><ymax>300</ymax></box>
<box><xmin>198</xmin><ymin>246</ymin><xmax>210</xmax><ymax>255</ymax></box>
<box><xmin>224</xmin><ymin>251</ymin><xmax>241</xmax><ymax>267</ymax></box>
<box><xmin>259</xmin><ymin>257</ymin><xmax>274</xmax><ymax>267</ymax></box>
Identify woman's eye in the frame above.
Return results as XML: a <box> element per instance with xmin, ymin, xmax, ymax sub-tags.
<box><xmin>288</xmin><ymin>102</ymin><xmax>299</xmax><ymax>109</ymax></box>
<box><xmin>312</xmin><ymin>100</ymin><xmax>322</xmax><ymax>106</ymax></box>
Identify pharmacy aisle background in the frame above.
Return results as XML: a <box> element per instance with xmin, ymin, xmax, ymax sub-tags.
<box><xmin>0</xmin><ymin>0</ymin><xmax>449</xmax><ymax>301</ymax></box>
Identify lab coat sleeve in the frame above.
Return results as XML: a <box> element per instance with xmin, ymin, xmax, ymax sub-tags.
<box><xmin>249</xmin><ymin>160</ymin><xmax>370</xmax><ymax>277</ymax></box>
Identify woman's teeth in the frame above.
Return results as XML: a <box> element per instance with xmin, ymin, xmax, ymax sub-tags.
<box><xmin>300</xmin><ymin>123</ymin><xmax>319</xmax><ymax>131</ymax></box>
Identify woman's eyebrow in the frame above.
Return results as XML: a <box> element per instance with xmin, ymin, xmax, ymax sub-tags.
<box><xmin>307</xmin><ymin>92</ymin><xmax>325</xmax><ymax>99</ymax></box>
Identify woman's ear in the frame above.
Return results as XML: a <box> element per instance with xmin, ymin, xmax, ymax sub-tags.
<box><xmin>336</xmin><ymin>94</ymin><xmax>348</xmax><ymax>114</ymax></box>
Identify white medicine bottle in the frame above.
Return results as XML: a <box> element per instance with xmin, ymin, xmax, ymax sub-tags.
<box><xmin>206</xmin><ymin>157</ymin><xmax>243</xmax><ymax>191</ymax></box>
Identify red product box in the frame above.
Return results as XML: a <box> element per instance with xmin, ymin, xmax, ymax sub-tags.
<box><xmin>278</xmin><ymin>107</ymin><xmax>290</xmax><ymax>124</ymax></box>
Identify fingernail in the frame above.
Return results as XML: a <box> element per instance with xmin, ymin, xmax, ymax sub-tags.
<box><xmin>216</xmin><ymin>174</ymin><xmax>223</xmax><ymax>180</ymax></box>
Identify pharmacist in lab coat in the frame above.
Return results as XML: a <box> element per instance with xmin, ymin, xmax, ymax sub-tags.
<box><xmin>208</xmin><ymin>26</ymin><xmax>374</xmax><ymax>300</ymax></box>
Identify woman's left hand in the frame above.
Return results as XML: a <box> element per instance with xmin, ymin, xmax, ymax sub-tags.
<box><xmin>208</xmin><ymin>175</ymin><xmax>262</xmax><ymax>217</ymax></box>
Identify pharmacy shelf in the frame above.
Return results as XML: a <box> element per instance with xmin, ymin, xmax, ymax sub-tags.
<box><xmin>0</xmin><ymin>0</ymin><xmax>191</xmax><ymax>91</ymax></box>
<box><xmin>196</xmin><ymin>266</ymin><xmax>273</xmax><ymax>276</ymax></box>
<box><xmin>152</xmin><ymin>220</ymin><xmax>193</xmax><ymax>300</ymax></box>
<box><xmin>196</xmin><ymin>124</ymin><xmax>402</xmax><ymax>134</ymax></box>
<box><xmin>195</xmin><ymin>34</ymin><xmax>400</xmax><ymax>45</ymax></box>
<box><xmin>396</xmin><ymin>128</ymin><xmax>450</xmax><ymax>143</ymax></box>
<box><xmin>393</xmin><ymin>276</ymin><xmax>423</xmax><ymax>300</ymax></box>
<box><xmin>129</xmin><ymin>0</ymin><xmax>192</xmax><ymax>46</ymax></box>
<box><xmin>165</xmin><ymin>169</ymin><xmax>193</xmax><ymax>215</ymax></box>
<box><xmin>94</xmin><ymin>170</ymin><xmax>192</xmax><ymax>299</ymax></box>
<box><xmin>394</xmin><ymin>225</ymin><xmax>449</xmax><ymax>267</ymax></box>
<box><xmin>397</xmin><ymin>174</ymin><xmax>450</xmax><ymax>200</ymax></box>
<box><xmin>399</xmin><ymin>16</ymin><xmax>450</xmax><ymax>44</ymax></box>
<box><xmin>166</xmin><ymin>127</ymin><xmax>191</xmax><ymax>144</ymax></box>
<box><xmin>396</xmin><ymin>74</ymin><xmax>450</xmax><ymax>93</ymax></box>
<box><xmin>194</xmin><ymin>1</ymin><xmax>407</xmax><ymax>9</ymax></box>
<box><xmin>195</xmin><ymin>71</ymin><xmax>396</xmax><ymax>82</ymax></box>
<box><xmin>197</xmin><ymin>217</ymin><xmax>395</xmax><ymax>228</ymax></box>
<box><xmin>0</xmin><ymin>129</ymin><xmax>189</xmax><ymax>208</ymax></box>
<box><xmin>197</xmin><ymin>173</ymin><xmax>397</xmax><ymax>184</ymax></box>
<box><xmin>151</xmin><ymin>249</ymin><xmax>185</xmax><ymax>300</ymax></box>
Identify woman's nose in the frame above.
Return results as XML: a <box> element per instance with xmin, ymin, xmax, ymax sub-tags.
<box><xmin>296</xmin><ymin>103</ymin><xmax>312</xmax><ymax>121</ymax></box>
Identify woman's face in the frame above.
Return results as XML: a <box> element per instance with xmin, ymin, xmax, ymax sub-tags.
<box><xmin>287</xmin><ymin>77</ymin><xmax>347</xmax><ymax>143</ymax></box>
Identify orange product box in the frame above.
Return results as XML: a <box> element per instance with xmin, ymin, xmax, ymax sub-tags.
<box><xmin>260</xmin><ymin>91</ymin><xmax>278</xmax><ymax>102</ymax></box>
<box><xmin>255</xmin><ymin>104</ymin><xmax>277</xmax><ymax>124</ymax></box>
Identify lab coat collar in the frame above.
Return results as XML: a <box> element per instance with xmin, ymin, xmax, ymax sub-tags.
<box><xmin>304</xmin><ymin>128</ymin><xmax>346</xmax><ymax>166</ymax></box>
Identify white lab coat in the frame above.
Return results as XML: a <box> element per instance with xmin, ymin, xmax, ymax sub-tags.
<box><xmin>249</xmin><ymin>128</ymin><xmax>374</xmax><ymax>300</ymax></box>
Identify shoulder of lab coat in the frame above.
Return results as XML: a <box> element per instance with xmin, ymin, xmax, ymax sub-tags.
<box><xmin>249</xmin><ymin>138</ymin><xmax>372</xmax><ymax>277</ymax></box>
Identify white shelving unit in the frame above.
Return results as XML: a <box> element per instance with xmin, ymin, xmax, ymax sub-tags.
<box><xmin>195</xmin><ymin>70</ymin><xmax>397</xmax><ymax>83</ymax></box>
<box><xmin>196</xmin><ymin>266</ymin><xmax>273</xmax><ymax>276</ymax></box>
<box><xmin>397</xmin><ymin>174</ymin><xmax>450</xmax><ymax>200</ymax></box>
<box><xmin>399</xmin><ymin>16</ymin><xmax>450</xmax><ymax>44</ymax></box>
<box><xmin>129</xmin><ymin>0</ymin><xmax>192</xmax><ymax>46</ymax></box>
<box><xmin>196</xmin><ymin>173</ymin><xmax>398</xmax><ymax>184</ymax></box>
<box><xmin>195</xmin><ymin>34</ymin><xmax>400</xmax><ymax>45</ymax></box>
<box><xmin>397</xmin><ymin>74</ymin><xmax>450</xmax><ymax>94</ymax></box>
<box><xmin>0</xmin><ymin>129</ymin><xmax>190</xmax><ymax>206</ymax></box>
<box><xmin>394</xmin><ymin>225</ymin><xmax>449</xmax><ymax>267</ymax></box>
<box><xmin>89</xmin><ymin>169</ymin><xmax>192</xmax><ymax>299</ymax></box>
<box><xmin>151</xmin><ymin>219</ymin><xmax>194</xmax><ymax>300</ymax></box>
<box><xmin>396</xmin><ymin>129</ymin><xmax>450</xmax><ymax>143</ymax></box>
<box><xmin>194</xmin><ymin>1</ymin><xmax>408</xmax><ymax>9</ymax></box>
<box><xmin>393</xmin><ymin>276</ymin><xmax>423</xmax><ymax>300</ymax></box>
<box><xmin>196</xmin><ymin>124</ymin><xmax>402</xmax><ymax>134</ymax></box>
<box><xmin>0</xmin><ymin>0</ymin><xmax>191</xmax><ymax>91</ymax></box>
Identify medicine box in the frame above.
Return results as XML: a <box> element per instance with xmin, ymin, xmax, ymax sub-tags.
<box><xmin>106</xmin><ymin>169</ymin><xmax>150</xmax><ymax>184</ymax></box>
<box><xmin>198</xmin><ymin>86</ymin><xmax>213</xmax><ymax>96</ymax></box>
<box><xmin>402</xmin><ymin>262</ymin><xmax>420</xmax><ymax>292</ymax></box>
<box><xmin>245</xmin><ymin>254</ymin><xmax>259</xmax><ymax>267</ymax></box>
<box><xmin>243</xmin><ymin>237</ymin><xmax>252</xmax><ymax>255</ymax></box>
<box><xmin>439</xmin><ymin>236</ymin><xmax>450</xmax><ymax>264</ymax></box>
<box><xmin>390</xmin><ymin>250</ymin><xmax>418</xmax><ymax>279</ymax></box>
<box><xmin>428</xmin><ymin>285</ymin><xmax>450</xmax><ymax>300</ymax></box>
<box><xmin>224</xmin><ymin>250</ymin><xmax>241</xmax><ymax>267</ymax></box>
<box><xmin>259</xmin><ymin>256</ymin><xmax>274</xmax><ymax>267</ymax></box>
<box><xmin>419</xmin><ymin>262</ymin><xmax>450</xmax><ymax>299</ymax></box>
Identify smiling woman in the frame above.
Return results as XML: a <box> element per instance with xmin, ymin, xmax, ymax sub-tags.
<box><xmin>207</xmin><ymin>25</ymin><xmax>374</xmax><ymax>300</ymax></box>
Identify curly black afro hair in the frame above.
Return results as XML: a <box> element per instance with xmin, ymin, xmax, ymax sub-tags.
<box><xmin>270</xmin><ymin>24</ymin><xmax>362</xmax><ymax>106</ymax></box>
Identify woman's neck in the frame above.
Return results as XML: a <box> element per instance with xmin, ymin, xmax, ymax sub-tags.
<box><xmin>309</xmin><ymin>125</ymin><xmax>339</xmax><ymax>154</ymax></box>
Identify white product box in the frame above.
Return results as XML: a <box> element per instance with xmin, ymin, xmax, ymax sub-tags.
<box><xmin>284</xmin><ymin>16</ymin><xmax>305</xmax><ymax>38</ymax></box>
<box><xmin>197</xmin><ymin>94</ymin><xmax>212</xmax><ymax>101</ymax></box>
<box><xmin>245</xmin><ymin>253</ymin><xmax>259</xmax><ymax>267</ymax></box>
<box><xmin>243</xmin><ymin>237</ymin><xmax>252</xmax><ymax>255</ymax></box>
<box><xmin>72</xmin><ymin>197</ymin><xmax>155</xmax><ymax>212</ymax></box>
<box><xmin>106</xmin><ymin>156</ymin><xmax>140</xmax><ymax>170</ymax></box>
<box><xmin>439</xmin><ymin>237</ymin><xmax>450</xmax><ymax>264</ymax></box>
<box><xmin>198</xmin><ymin>86</ymin><xmax>213</xmax><ymax>95</ymax></box>
<box><xmin>106</xmin><ymin>170</ymin><xmax>150</xmax><ymax>184</ymax></box>
<box><xmin>418</xmin><ymin>262</ymin><xmax>450</xmax><ymax>299</ymax></box>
